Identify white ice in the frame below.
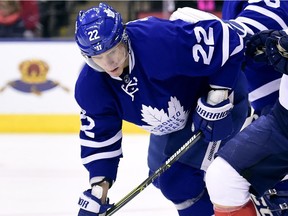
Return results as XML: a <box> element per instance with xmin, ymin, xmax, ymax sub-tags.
<box><xmin>0</xmin><ymin>134</ymin><xmax>177</xmax><ymax>216</ymax></box>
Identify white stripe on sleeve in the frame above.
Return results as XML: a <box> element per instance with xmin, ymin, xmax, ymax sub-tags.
<box><xmin>81</xmin><ymin>130</ymin><xmax>122</xmax><ymax>148</ymax></box>
<box><xmin>245</xmin><ymin>5</ymin><xmax>288</xmax><ymax>29</ymax></box>
<box><xmin>236</xmin><ymin>17</ymin><xmax>267</xmax><ymax>31</ymax></box>
<box><xmin>82</xmin><ymin>147</ymin><xmax>123</xmax><ymax>164</ymax></box>
<box><xmin>231</xmin><ymin>34</ymin><xmax>244</xmax><ymax>56</ymax></box>
<box><xmin>220</xmin><ymin>20</ymin><xmax>244</xmax><ymax>61</ymax></box>
<box><xmin>220</xmin><ymin>20</ymin><xmax>230</xmax><ymax>66</ymax></box>
<box><xmin>249</xmin><ymin>78</ymin><xmax>281</xmax><ymax>102</ymax></box>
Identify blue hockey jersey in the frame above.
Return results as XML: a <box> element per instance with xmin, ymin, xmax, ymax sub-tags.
<box><xmin>74</xmin><ymin>16</ymin><xmax>247</xmax><ymax>182</ymax></box>
<box><xmin>222</xmin><ymin>0</ymin><xmax>288</xmax><ymax>114</ymax></box>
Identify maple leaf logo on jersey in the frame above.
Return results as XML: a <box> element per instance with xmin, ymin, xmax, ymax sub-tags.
<box><xmin>140</xmin><ymin>97</ymin><xmax>189</xmax><ymax>135</ymax></box>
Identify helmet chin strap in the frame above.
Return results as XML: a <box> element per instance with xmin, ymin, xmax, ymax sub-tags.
<box><xmin>82</xmin><ymin>54</ymin><xmax>106</xmax><ymax>72</ymax></box>
<box><xmin>116</xmin><ymin>44</ymin><xmax>129</xmax><ymax>69</ymax></box>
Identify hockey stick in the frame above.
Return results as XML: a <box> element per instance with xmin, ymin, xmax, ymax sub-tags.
<box><xmin>106</xmin><ymin>131</ymin><xmax>202</xmax><ymax>216</ymax></box>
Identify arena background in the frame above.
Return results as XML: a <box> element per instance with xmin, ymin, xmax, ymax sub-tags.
<box><xmin>0</xmin><ymin>1</ymin><xmax>223</xmax><ymax>133</ymax></box>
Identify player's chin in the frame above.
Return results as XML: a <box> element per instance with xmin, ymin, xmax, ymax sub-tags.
<box><xmin>107</xmin><ymin>67</ymin><xmax>122</xmax><ymax>77</ymax></box>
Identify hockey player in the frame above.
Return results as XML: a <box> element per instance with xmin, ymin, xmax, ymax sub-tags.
<box><xmin>221</xmin><ymin>0</ymin><xmax>288</xmax><ymax>117</ymax></box>
<box><xmin>74</xmin><ymin>3</ymin><xmax>249</xmax><ymax>216</ymax></box>
<box><xmin>206</xmin><ymin>29</ymin><xmax>288</xmax><ymax>216</ymax></box>
<box><xmin>216</xmin><ymin>1</ymin><xmax>288</xmax><ymax>215</ymax></box>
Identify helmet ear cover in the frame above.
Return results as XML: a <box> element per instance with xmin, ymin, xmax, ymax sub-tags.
<box><xmin>75</xmin><ymin>3</ymin><xmax>124</xmax><ymax>58</ymax></box>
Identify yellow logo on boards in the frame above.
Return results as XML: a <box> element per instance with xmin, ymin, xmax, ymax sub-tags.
<box><xmin>0</xmin><ymin>59</ymin><xmax>69</xmax><ymax>96</ymax></box>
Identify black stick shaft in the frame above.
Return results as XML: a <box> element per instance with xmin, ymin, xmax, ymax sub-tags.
<box><xmin>106</xmin><ymin>131</ymin><xmax>202</xmax><ymax>216</ymax></box>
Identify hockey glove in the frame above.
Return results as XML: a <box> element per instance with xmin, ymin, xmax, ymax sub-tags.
<box><xmin>246</xmin><ymin>29</ymin><xmax>277</xmax><ymax>62</ymax></box>
<box><xmin>192</xmin><ymin>91</ymin><xmax>233</xmax><ymax>142</ymax></box>
<box><xmin>265</xmin><ymin>30</ymin><xmax>288</xmax><ymax>75</ymax></box>
<box><xmin>78</xmin><ymin>186</ymin><xmax>113</xmax><ymax>216</ymax></box>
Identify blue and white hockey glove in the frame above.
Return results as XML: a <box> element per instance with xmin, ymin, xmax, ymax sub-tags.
<box><xmin>265</xmin><ymin>30</ymin><xmax>288</xmax><ymax>75</ymax></box>
<box><xmin>192</xmin><ymin>90</ymin><xmax>233</xmax><ymax>142</ymax></box>
<box><xmin>78</xmin><ymin>186</ymin><xmax>113</xmax><ymax>216</ymax></box>
<box><xmin>245</xmin><ymin>29</ymin><xmax>278</xmax><ymax>62</ymax></box>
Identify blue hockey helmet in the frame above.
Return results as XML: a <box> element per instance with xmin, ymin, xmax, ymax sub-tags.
<box><xmin>75</xmin><ymin>3</ymin><xmax>124</xmax><ymax>57</ymax></box>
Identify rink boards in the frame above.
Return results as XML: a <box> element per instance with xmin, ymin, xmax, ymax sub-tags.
<box><xmin>0</xmin><ymin>40</ymin><xmax>146</xmax><ymax>133</ymax></box>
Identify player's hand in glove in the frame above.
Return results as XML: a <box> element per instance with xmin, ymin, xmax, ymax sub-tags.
<box><xmin>265</xmin><ymin>30</ymin><xmax>288</xmax><ymax>75</ymax></box>
<box><xmin>192</xmin><ymin>89</ymin><xmax>234</xmax><ymax>142</ymax></box>
<box><xmin>245</xmin><ymin>29</ymin><xmax>278</xmax><ymax>62</ymax></box>
<box><xmin>78</xmin><ymin>185</ymin><xmax>113</xmax><ymax>216</ymax></box>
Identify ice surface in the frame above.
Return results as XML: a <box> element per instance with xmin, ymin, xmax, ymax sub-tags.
<box><xmin>0</xmin><ymin>134</ymin><xmax>176</xmax><ymax>216</ymax></box>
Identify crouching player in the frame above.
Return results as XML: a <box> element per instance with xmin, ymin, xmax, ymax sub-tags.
<box><xmin>206</xmin><ymin>29</ymin><xmax>288</xmax><ymax>216</ymax></box>
<box><xmin>74</xmin><ymin>2</ymin><xmax>249</xmax><ymax>216</ymax></box>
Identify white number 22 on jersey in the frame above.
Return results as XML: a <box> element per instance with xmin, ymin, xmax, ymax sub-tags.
<box><xmin>192</xmin><ymin>26</ymin><xmax>214</xmax><ymax>65</ymax></box>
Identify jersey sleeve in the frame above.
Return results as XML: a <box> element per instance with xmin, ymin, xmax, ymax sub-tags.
<box><xmin>173</xmin><ymin>18</ymin><xmax>245</xmax><ymax>90</ymax></box>
<box><xmin>128</xmin><ymin>17</ymin><xmax>245</xmax><ymax>91</ymax></box>
<box><xmin>222</xmin><ymin>1</ymin><xmax>288</xmax><ymax>113</ymax></box>
<box><xmin>75</xmin><ymin>64</ymin><xmax>123</xmax><ymax>183</ymax></box>
<box><xmin>222</xmin><ymin>1</ymin><xmax>288</xmax><ymax>34</ymax></box>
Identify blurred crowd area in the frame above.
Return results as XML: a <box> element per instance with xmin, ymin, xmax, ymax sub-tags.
<box><xmin>0</xmin><ymin>0</ymin><xmax>223</xmax><ymax>39</ymax></box>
